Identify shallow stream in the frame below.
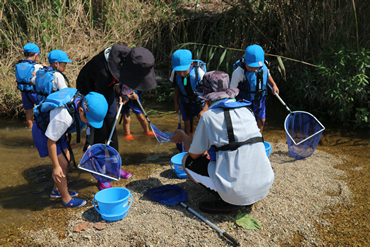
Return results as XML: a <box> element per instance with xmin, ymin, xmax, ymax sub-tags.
<box><xmin>0</xmin><ymin>101</ymin><xmax>369</xmax><ymax>245</ymax></box>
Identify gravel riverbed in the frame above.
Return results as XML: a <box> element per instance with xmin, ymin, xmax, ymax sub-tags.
<box><xmin>20</xmin><ymin>142</ymin><xmax>351</xmax><ymax>246</ymax></box>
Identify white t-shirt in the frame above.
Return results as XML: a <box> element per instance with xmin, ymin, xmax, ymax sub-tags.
<box><xmin>45</xmin><ymin>106</ymin><xmax>73</xmax><ymax>141</ymax></box>
<box><xmin>189</xmin><ymin>100</ymin><xmax>274</xmax><ymax>205</ymax></box>
<box><xmin>52</xmin><ymin>72</ymin><xmax>68</xmax><ymax>91</ymax></box>
<box><xmin>230</xmin><ymin>66</ymin><xmax>271</xmax><ymax>89</ymax></box>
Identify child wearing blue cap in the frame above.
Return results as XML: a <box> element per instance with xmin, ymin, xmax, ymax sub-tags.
<box><xmin>230</xmin><ymin>44</ymin><xmax>279</xmax><ymax>133</ymax></box>
<box><xmin>170</xmin><ymin>49</ymin><xmax>206</xmax><ymax>139</ymax></box>
<box><xmin>35</xmin><ymin>50</ymin><xmax>72</xmax><ymax>102</ymax></box>
<box><xmin>15</xmin><ymin>43</ymin><xmax>47</xmax><ymax>128</ymax></box>
<box><xmin>32</xmin><ymin>88</ymin><xmax>108</xmax><ymax>207</ymax></box>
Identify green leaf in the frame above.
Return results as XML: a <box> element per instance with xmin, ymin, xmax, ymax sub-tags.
<box><xmin>217</xmin><ymin>49</ymin><xmax>227</xmax><ymax>70</ymax></box>
<box><xmin>235</xmin><ymin>213</ymin><xmax>261</xmax><ymax>230</ymax></box>
<box><xmin>277</xmin><ymin>56</ymin><xmax>286</xmax><ymax>80</ymax></box>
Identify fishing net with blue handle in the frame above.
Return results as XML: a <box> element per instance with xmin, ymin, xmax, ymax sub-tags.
<box><xmin>78</xmin><ymin>144</ymin><xmax>121</xmax><ymax>183</ymax></box>
<box><xmin>285</xmin><ymin>111</ymin><xmax>325</xmax><ymax>160</ymax></box>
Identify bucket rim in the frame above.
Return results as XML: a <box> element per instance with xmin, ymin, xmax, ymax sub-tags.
<box><xmin>94</xmin><ymin>187</ymin><xmax>131</xmax><ymax>204</ymax></box>
<box><xmin>171</xmin><ymin>152</ymin><xmax>188</xmax><ymax>164</ymax></box>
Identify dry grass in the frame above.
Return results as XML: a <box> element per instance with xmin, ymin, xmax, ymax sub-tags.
<box><xmin>0</xmin><ymin>0</ymin><xmax>368</xmax><ymax>118</ymax></box>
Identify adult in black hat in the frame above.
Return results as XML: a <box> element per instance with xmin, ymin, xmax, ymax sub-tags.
<box><xmin>76</xmin><ymin>45</ymin><xmax>157</xmax><ymax>189</ymax></box>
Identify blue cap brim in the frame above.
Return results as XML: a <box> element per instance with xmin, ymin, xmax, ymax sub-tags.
<box><xmin>172</xmin><ymin>63</ymin><xmax>191</xmax><ymax>71</ymax></box>
<box><xmin>60</xmin><ymin>59</ymin><xmax>73</xmax><ymax>63</ymax></box>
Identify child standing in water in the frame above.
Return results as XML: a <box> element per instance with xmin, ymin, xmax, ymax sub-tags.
<box><xmin>15</xmin><ymin>43</ymin><xmax>47</xmax><ymax>128</ymax></box>
<box><xmin>119</xmin><ymin>86</ymin><xmax>154</xmax><ymax>141</ymax></box>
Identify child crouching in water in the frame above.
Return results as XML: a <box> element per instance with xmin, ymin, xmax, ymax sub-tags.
<box><xmin>32</xmin><ymin>88</ymin><xmax>108</xmax><ymax>207</ymax></box>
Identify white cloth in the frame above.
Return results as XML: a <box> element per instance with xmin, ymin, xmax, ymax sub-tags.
<box><xmin>45</xmin><ymin>106</ymin><xmax>73</xmax><ymax>141</ymax></box>
<box><xmin>30</xmin><ymin>64</ymin><xmax>45</xmax><ymax>84</ymax></box>
<box><xmin>52</xmin><ymin>72</ymin><xmax>68</xmax><ymax>92</ymax></box>
<box><xmin>188</xmin><ymin>104</ymin><xmax>274</xmax><ymax>205</ymax></box>
<box><xmin>230</xmin><ymin>66</ymin><xmax>271</xmax><ymax>88</ymax></box>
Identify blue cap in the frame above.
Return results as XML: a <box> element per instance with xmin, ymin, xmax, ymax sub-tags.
<box><xmin>244</xmin><ymin>45</ymin><xmax>264</xmax><ymax>67</ymax></box>
<box><xmin>23</xmin><ymin>43</ymin><xmax>41</xmax><ymax>56</ymax></box>
<box><xmin>47</xmin><ymin>50</ymin><xmax>72</xmax><ymax>63</ymax></box>
<box><xmin>172</xmin><ymin>49</ymin><xmax>192</xmax><ymax>71</ymax></box>
<box><xmin>82</xmin><ymin>92</ymin><xmax>108</xmax><ymax>128</ymax></box>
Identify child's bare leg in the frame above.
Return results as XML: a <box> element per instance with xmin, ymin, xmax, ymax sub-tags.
<box><xmin>136</xmin><ymin>113</ymin><xmax>150</xmax><ymax>133</ymax></box>
<box><xmin>123</xmin><ymin>114</ymin><xmax>131</xmax><ymax>135</ymax></box>
<box><xmin>55</xmin><ymin>150</ymin><xmax>72</xmax><ymax>204</ymax></box>
<box><xmin>25</xmin><ymin>109</ymin><xmax>34</xmax><ymax>128</ymax></box>
<box><xmin>184</xmin><ymin>120</ymin><xmax>193</xmax><ymax>140</ymax></box>
<box><xmin>257</xmin><ymin>118</ymin><xmax>265</xmax><ymax>133</ymax></box>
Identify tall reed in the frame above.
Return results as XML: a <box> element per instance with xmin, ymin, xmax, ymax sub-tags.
<box><xmin>0</xmin><ymin>0</ymin><xmax>369</xmax><ymax>127</ymax></box>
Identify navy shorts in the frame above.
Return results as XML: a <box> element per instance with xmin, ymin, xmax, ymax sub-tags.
<box><xmin>21</xmin><ymin>92</ymin><xmax>39</xmax><ymax>110</ymax></box>
<box><xmin>121</xmin><ymin>100</ymin><xmax>142</xmax><ymax>116</ymax></box>
<box><xmin>251</xmin><ymin>95</ymin><xmax>266</xmax><ymax>120</ymax></box>
<box><xmin>32</xmin><ymin>123</ymin><xmax>69</xmax><ymax>158</ymax></box>
<box><xmin>179</xmin><ymin>99</ymin><xmax>201</xmax><ymax>121</ymax></box>
<box><xmin>184</xmin><ymin>155</ymin><xmax>210</xmax><ymax>177</ymax></box>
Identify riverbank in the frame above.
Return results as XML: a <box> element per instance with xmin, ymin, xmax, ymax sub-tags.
<box><xmin>13</xmin><ymin>142</ymin><xmax>351</xmax><ymax>246</ymax></box>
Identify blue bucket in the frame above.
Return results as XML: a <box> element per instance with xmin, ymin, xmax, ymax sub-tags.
<box><xmin>169</xmin><ymin>152</ymin><xmax>189</xmax><ymax>179</ymax></box>
<box><xmin>264</xmin><ymin>141</ymin><xmax>272</xmax><ymax>157</ymax></box>
<box><xmin>93</xmin><ymin>187</ymin><xmax>133</xmax><ymax>222</ymax></box>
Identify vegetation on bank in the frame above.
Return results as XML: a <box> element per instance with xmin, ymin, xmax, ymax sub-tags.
<box><xmin>0</xmin><ymin>0</ymin><xmax>369</xmax><ymax>127</ymax></box>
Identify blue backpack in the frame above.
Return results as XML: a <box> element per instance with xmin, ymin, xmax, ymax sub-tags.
<box><xmin>15</xmin><ymin>60</ymin><xmax>36</xmax><ymax>92</ymax></box>
<box><xmin>34</xmin><ymin>88</ymin><xmax>86</xmax><ymax>142</ymax></box>
<box><xmin>35</xmin><ymin>68</ymin><xmax>56</xmax><ymax>102</ymax></box>
<box><xmin>174</xmin><ymin>59</ymin><xmax>207</xmax><ymax>103</ymax></box>
<box><xmin>193</xmin><ymin>59</ymin><xmax>207</xmax><ymax>83</ymax></box>
<box><xmin>232</xmin><ymin>58</ymin><xmax>268</xmax><ymax>102</ymax></box>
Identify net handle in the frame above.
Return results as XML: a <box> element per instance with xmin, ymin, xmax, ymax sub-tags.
<box><xmin>136</xmin><ymin>98</ymin><xmax>160</xmax><ymax>142</ymax></box>
<box><xmin>107</xmin><ymin>103</ymin><xmax>124</xmax><ymax>146</ymax></box>
<box><xmin>267</xmin><ymin>84</ymin><xmax>293</xmax><ymax>114</ymax></box>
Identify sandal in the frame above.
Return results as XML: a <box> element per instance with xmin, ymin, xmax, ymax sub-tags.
<box><xmin>120</xmin><ymin>169</ymin><xmax>132</xmax><ymax>179</ymax></box>
<box><xmin>61</xmin><ymin>198</ymin><xmax>86</xmax><ymax>208</ymax></box>
<box><xmin>50</xmin><ymin>188</ymin><xmax>78</xmax><ymax>199</ymax></box>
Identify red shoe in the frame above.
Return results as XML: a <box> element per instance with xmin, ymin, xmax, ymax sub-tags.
<box><xmin>146</xmin><ymin>131</ymin><xmax>155</xmax><ymax>137</ymax></box>
<box><xmin>124</xmin><ymin>134</ymin><xmax>134</xmax><ymax>141</ymax></box>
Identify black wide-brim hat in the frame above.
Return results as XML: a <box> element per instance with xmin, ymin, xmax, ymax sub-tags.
<box><xmin>107</xmin><ymin>45</ymin><xmax>157</xmax><ymax>91</ymax></box>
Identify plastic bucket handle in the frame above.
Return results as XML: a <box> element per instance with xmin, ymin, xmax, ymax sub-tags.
<box><xmin>93</xmin><ymin>192</ymin><xmax>133</xmax><ymax>216</ymax></box>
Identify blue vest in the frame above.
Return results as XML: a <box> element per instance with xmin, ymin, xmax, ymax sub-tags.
<box><xmin>207</xmin><ymin>99</ymin><xmax>262</xmax><ymax>160</ymax></box>
<box><xmin>34</xmin><ymin>88</ymin><xmax>87</xmax><ymax>137</ymax></box>
<box><xmin>15</xmin><ymin>60</ymin><xmax>36</xmax><ymax>92</ymax></box>
<box><xmin>175</xmin><ymin>61</ymin><xmax>205</xmax><ymax>104</ymax></box>
<box><xmin>35</xmin><ymin>67</ymin><xmax>56</xmax><ymax>102</ymax></box>
<box><xmin>236</xmin><ymin>62</ymin><xmax>268</xmax><ymax>101</ymax></box>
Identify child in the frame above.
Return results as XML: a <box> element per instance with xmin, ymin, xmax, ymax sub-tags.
<box><xmin>171</xmin><ymin>71</ymin><xmax>274</xmax><ymax>214</ymax></box>
<box><xmin>230</xmin><ymin>44</ymin><xmax>279</xmax><ymax>133</ymax></box>
<box><xmin>170</xmin><ymin>49</ymin><xmax>205</xmax><ymax>139</ymax></box>
<box><xmin>35</xmin><ymin>50</ymin><xmax>71</xmax><ymax>102</ymax></box>
<box><xmin>119</xmin><ymin>86</ymin><xmax>155</xmax><ymax>141</ymax></box>
<box><xmin>15</xmin><ymin>43</ymin><xmax>47</xmax><ymax>128</ymax></box>
<box><xmin>32</xmin><ymin>88</ymin><xmax>108</xmax><ymax>207</ymax></box>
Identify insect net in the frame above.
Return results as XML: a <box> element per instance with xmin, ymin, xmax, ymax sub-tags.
<box><xmin>78</xmin><ymin>144</ymin><xmax>121</xmax><ymax>183</ymax></box>
<box><xmin>284</xmin><ymin>111</ymin><xmax>325</xmax><ymax>160</ymax></box>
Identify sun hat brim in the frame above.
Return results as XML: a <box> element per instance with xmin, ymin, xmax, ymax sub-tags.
<box><xmin>108</xmin><ymin>45</ymin><xmax>157</xmax><ymax>91</ymax></box>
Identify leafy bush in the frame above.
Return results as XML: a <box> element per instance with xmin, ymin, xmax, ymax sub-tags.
<box><xmin>298</xmin><ymin>46</ymin><xmax>370</xmax><ymax>128</ymax></box>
